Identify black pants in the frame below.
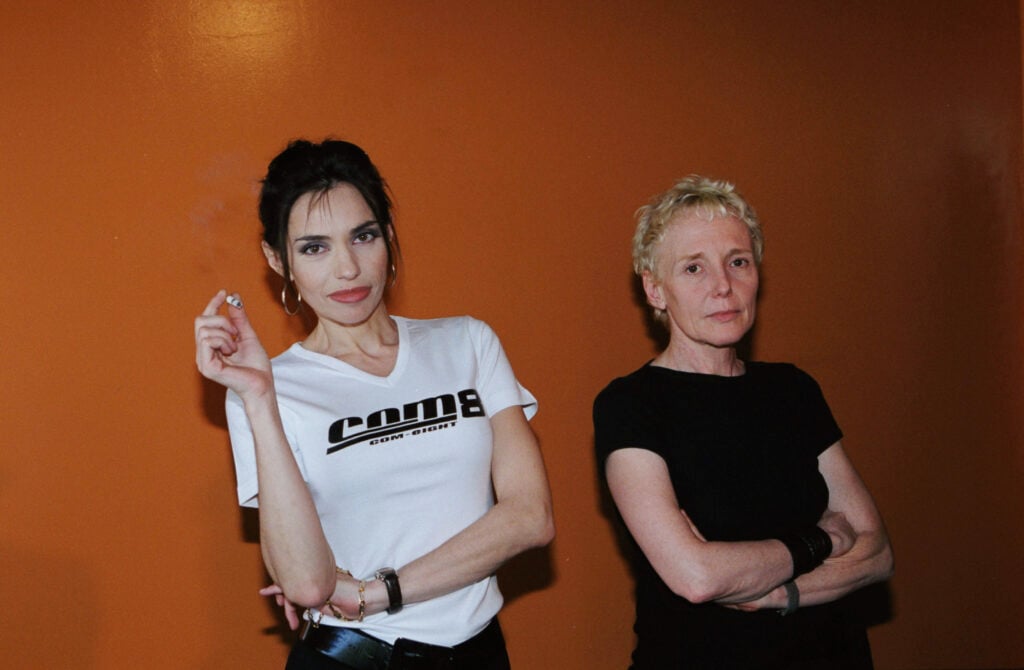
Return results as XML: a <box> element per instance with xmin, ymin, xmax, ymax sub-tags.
<box><xmin>285</xmin><ymin>620</ymin><xmax>512</xmax><ymax>670</ymax></box>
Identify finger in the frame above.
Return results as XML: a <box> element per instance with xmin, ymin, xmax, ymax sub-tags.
<box><xmin>284</xmin><ymin>601</ymin><xmax>300</xmax><ymax>630</ymax></box>
<box><xmin>194</xmin><ymin>312</ymin><xmax>239</xmax><ymax>340</ymax></box>
<box><xmin>201</xmin><ymin>290</ymin><xmax>228</xmax><ymax>317</ymax></box>
<box><xmin>195</xmin><ymin>329</ymin><xmax>239</xmax><ymax>364</ymax></box>
<box><xmin>223</xmin><ymin>294</ymin><xmax>261</xmax><ymax>341</ymax></box>
<box><xmin>196</xmin><ymin>324</ymin><xmax>239</xmax><ymax>351</ymax></box>
<box><xmin>259</xmin><ymin>584</ymin><xmax>284</xmax><ymax>596</ymax></box>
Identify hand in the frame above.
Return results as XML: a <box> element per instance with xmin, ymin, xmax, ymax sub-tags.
<box><xmin>818</xmin><ymin>509</ymin><xmax>856</xmax><ymax>558</ymax></box>
<box><xmin>722</xmin><ymin>586</ymin><xmax>783</xmax><ymax>612</ymax></box>
<box><xmin>259</xmin><ymin>583</ymin><xmax>301</xmax><ymax>630</ymax></box>
<box><xmin>194</xmin><ymin>290</ymin><xmax>274</xmax><ymax>400</ymax></box>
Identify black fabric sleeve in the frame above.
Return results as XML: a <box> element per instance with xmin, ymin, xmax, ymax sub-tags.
<box><xmin>593</xmin><ymin>380</ymin><xmax>661</xmax><ymax>467</ymax></box>
<box><xmin>789</xmin><ymin>365</ymin><xmax>843</xmax><ymax>457</ymax></box>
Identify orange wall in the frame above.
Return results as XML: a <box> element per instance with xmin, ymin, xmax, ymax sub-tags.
<box><xmin>2</xmin><ymin>2</ymin><xmax>1021</xmax><ymax>668</ymax></box>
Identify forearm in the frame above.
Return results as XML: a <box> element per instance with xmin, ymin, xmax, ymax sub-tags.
<box><xmin>392</xmin><ymin>405</ymin><xmax>553</xmax><ymax>605</ymax></box>
<box><xmin>734</xmin><ymin>528</ymin><xmax>893</xmax><ymax>611</ymax></box>
<box><xmin>397</xmin><ymin>488</ymin><xmax>553</xmax><ymax>605</ymax></box>
<box><xmin>316</xmin><ymin>406</ymin><xmax>553</xmax><ymax>618</ymax></box>
<box><xmin>788</xmin><ymin>442</ymin><xmax>894</xmax><ymax>607</ymax></box>
<box><xmin>793</xmin><ymin>528</ymin><xmax>893</xmax><ymax>606</ymax></box>
<box><xmin>245</xmin><ymin>392</ymin><xmax>336</xmax><ymax>608</ymax></box>
<box><xmin>662</xmin><ymin>537</ymin><xmax>794</xmax><ymax>604</ymax></box>
<box><xmin>321</xmin><ymin>492</ymin><xmax>553</xmax><ymax>619</ymax></box>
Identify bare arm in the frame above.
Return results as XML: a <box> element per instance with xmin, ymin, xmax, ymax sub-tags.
<box><xmin>734</xmin><ymin>442</ymin><xmax>893</xmax><ymax>610</ymax></box>
<box><xmin>195</xmin><ymin>291</ymin><xmax>336</xmax><ymax>607</ymax></box>
<box><xmin>317</xmin><ymin>405</ymin><xmax>555</xmax><ymax>619</ymax></box>
<box><xmin>606</xmin><ymin>447</ymin><xmax>805</xmax><ymax>604</ymax></box>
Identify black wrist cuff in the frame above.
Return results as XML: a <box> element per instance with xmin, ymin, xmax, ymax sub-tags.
<box><xmin>777</xmin><ymin>526</ymin><xmax>832</xmax><ymax>579</ymax></box>
<box><xmin>375</xmin><ymin>567</ymin><xmax>403</xmax><ymax>614</ymax></box>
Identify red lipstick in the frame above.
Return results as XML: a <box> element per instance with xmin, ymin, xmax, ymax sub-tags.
<box><xmin>329</xmin><ymin>287</ymin><xmax>371</xmax><ymax>303</ymax></box>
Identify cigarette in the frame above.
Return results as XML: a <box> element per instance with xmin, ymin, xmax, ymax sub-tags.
<box><xmin>226</xmin><ymin>294</ymin><xmax>243</xmax><ymax>309</ymax></box>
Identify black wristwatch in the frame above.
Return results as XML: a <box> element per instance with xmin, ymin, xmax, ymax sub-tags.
<box><xmin>375</xmin><ymin>567</ymin><xmax>403</xmax><ymax>614</ymax></box>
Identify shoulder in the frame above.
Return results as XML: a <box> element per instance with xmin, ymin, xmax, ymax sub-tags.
<box><xmin>748</xmin><ymin>361</ymin><xmax>817</xmax><ymax>384</ymax></box>
<box><xmin>399</xmin><ymin>314</ymin><xmax>502</xmax><ymax>351</ymax></box>
<box><xmin>594</xmin><ymin>364</ymin><xmax>657</xmax><ymax>410</ymax></box>
<box><xmin>398</xmin><ymin>314</ymin><xmax>489</xmax><ymax>337</ymax></box>
<box><xmin>747</xmin><ymin>361</ymin><xmax>831</xmax><ymax>406</ymax></box>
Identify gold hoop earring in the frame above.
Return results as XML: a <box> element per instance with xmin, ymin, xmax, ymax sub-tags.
<box><xmin>281</xmin><ymin>282</ymin><xmax>302</xmax><ymax>316</ymax></box>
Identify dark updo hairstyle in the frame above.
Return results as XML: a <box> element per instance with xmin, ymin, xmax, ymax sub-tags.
<box><xmin>258</xmin><ymin>139</ymin><xmax>399</xmax><ymax>285</ymax></box>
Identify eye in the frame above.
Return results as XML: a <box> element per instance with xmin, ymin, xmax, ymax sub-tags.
<box><xmin>353</xmin><ymin>230</ymin><xmax>381</xmax><ymax>244</ymax></box>
<box><xmin>683</xmin><ymin>263</ymin><xmax>701</xmax><ymax>275</ymax></box>
<box><xmin>299</xmin><ymin>242</ymin><xmax>326</xmax><ymax>255</ymax></box>
<box><xmin>730</xmin><ymin>257</ymin><xmax>751</xmax><ymax>268</ymax></box>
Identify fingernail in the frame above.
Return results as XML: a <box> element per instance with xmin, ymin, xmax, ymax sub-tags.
<box><xmin>226</xmin><ymin>294</ymin><xmax>243</xmax><ymax>309</ymax></box>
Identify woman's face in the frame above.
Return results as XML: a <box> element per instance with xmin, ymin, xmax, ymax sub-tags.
<box><xmin>264</xmin><ymin>183</ymin><xmax>391</xmax><ymax>327</ymax></box>
<box><xmin>643</xmin><ymin>211</ymin><xmax>759</xmax><ymax>352</ymax></box>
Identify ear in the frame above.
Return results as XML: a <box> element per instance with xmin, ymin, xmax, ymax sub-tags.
<box><xmin>262</xmin><ymin>241</ymin><xmax>286</xmax><ymax>278</ymax></box>
<box><xmin>642</xmin><ymin>270</ymin><xmax>666</xmax><ymax>311</ymax></box>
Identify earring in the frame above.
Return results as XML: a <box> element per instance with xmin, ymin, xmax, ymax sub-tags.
<box><xmin>281</xmin><ymin>281</ymin><xmax>302</xmax><ymax>316</ymax></box>
<box><xmin>388</xmin><ymin>262</ymin><xmax>398</xmax><ymax>287</ymax></box>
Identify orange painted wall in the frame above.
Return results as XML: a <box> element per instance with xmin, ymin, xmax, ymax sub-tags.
<box><xmin>2</xmin><ymin>2</ymin><xmax>1021</xmax><ymax>668</ymax></box>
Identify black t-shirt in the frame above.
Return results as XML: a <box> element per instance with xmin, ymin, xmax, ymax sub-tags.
<box><xmin>594</xmin><ymin>362</ymin><xmax>872</xmax><ymax>669</ymax></box>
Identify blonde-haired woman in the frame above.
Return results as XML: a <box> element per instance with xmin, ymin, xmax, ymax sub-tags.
<box><xmin>594</xmin><ymin>176</ymin><xmax>892</xmax><ymax>669</ymax></box>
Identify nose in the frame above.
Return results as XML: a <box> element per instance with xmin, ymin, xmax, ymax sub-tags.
<box><xmin>334</xmin><ymin>247</ymin><xmax>359</xmax><ymax>280</ymax></box>
<box><xmin>711</xmin><ymin>266</ymin><xmax>732</xmax><ymax>297</ymax></box>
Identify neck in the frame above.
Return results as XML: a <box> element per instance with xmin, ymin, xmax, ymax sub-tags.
<box><xmin>304</xmin><ymin>305</ymin><xmax>398</xmax><ymax>359</ymax></box>
<box><xmin>653</xmin><ymin>339</ymin><xmax>744</xmax><ymax>377</ymax></box>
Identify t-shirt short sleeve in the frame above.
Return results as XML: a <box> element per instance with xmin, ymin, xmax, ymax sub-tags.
<box><xmin>593</xmin><ymin>378</ymin><xmax>660</xmax><ymax>466</ymax></box>
<box><xmin>466</xmin><ymin>317</ymin><xmax>538</xmax><ymax>421</ymax></box>
<box><xmin>786</xmin><ymin>365</ymin><xmax>843</xmax><ymax>457</ymax></box>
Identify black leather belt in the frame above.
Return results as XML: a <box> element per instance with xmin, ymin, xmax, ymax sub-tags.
<box><xmin>299</xmin><ymin>618</ymin><xmax>505</xmax><ymax>669</ymax></box>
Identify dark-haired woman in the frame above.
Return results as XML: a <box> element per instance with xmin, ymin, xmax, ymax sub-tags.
<box><xmin>593</xmin><ymin>176</ymin><xmax>893</xmax><ymax>669</ymax></box>
<box><xmin>195</xmin><ymin>139</ymin><xmax>553</xmax><ymax>669</ymax></box>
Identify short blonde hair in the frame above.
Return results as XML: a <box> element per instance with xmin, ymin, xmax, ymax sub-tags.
<box><xmin>633</xmin><ymin>175</ymin><xmax>763</xmax><ymax>276</ymax></box>
<box><xmin>632</xmin><ymin>175</ymin><xmax>763</xmax><ymax>322</ymax></box>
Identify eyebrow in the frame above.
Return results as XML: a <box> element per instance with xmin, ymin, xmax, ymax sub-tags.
<box><xmin>292</xmin><ymin>220</ymin><xmax>381</xmax><ymax>243</ymax></box>
<box><xmin>671</xmin><ymin>248</ymin><xmax>753</xmax><ymax>269</ymax></box>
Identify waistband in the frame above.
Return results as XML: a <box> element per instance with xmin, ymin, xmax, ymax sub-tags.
<box><xmin>298</xmin><ymin>618</ymin><xmax>506</xmax><ymax>669</ymax></box>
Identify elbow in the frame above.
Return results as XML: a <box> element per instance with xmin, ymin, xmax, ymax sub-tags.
<box><xmin>675</xmin><ymin>577</ymin><xmax>723</xmax><ymax>604</ymax></box>
<box><xmin>268</xmin><ymin>562</ymin><xmax>337</xmax><ymax>609</ymax></box>
<box><xmin>672</xmin><ymin>581</ymin><xmax>718</xmax><ymax>605</ymax></box>
<box><xmin>516</xmin><ymin>498</ymin><xmax>555</xmax><ymax>551</ymax></box>
<box><xmin>664</xmin><ymin>566</ymin><xmax>722</xmax><ymax>604</ymax></box>
<box><xmin>282</xmin><ymin>578</ymin><xmax>335</xmax><ymax>609</ymax></box>
<box><xmin>536</xmin><ymin>512</ymin><xmax>556</xmax><ymax>548</ymax></box>
<box><xmin>526</xmin><ymin>503</ymin><xmax>556</xmax><ymax>549</ymax></box>
<box><xmin>877</xmin><ymin>541</ymin><xmax>895</xmax><ymax>581</ymax></box>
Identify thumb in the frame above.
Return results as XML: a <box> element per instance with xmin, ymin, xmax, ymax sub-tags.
<box><xmin>225</xmin><ymin>294</ymin><xmax>260</xmax><ymax>340</ymax></box>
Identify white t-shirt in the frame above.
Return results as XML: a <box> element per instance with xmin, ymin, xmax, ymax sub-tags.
<box><xmin>226</xmin><ymin>315</ymin><xmax>537</xmax><ymax>645</ymax></box>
